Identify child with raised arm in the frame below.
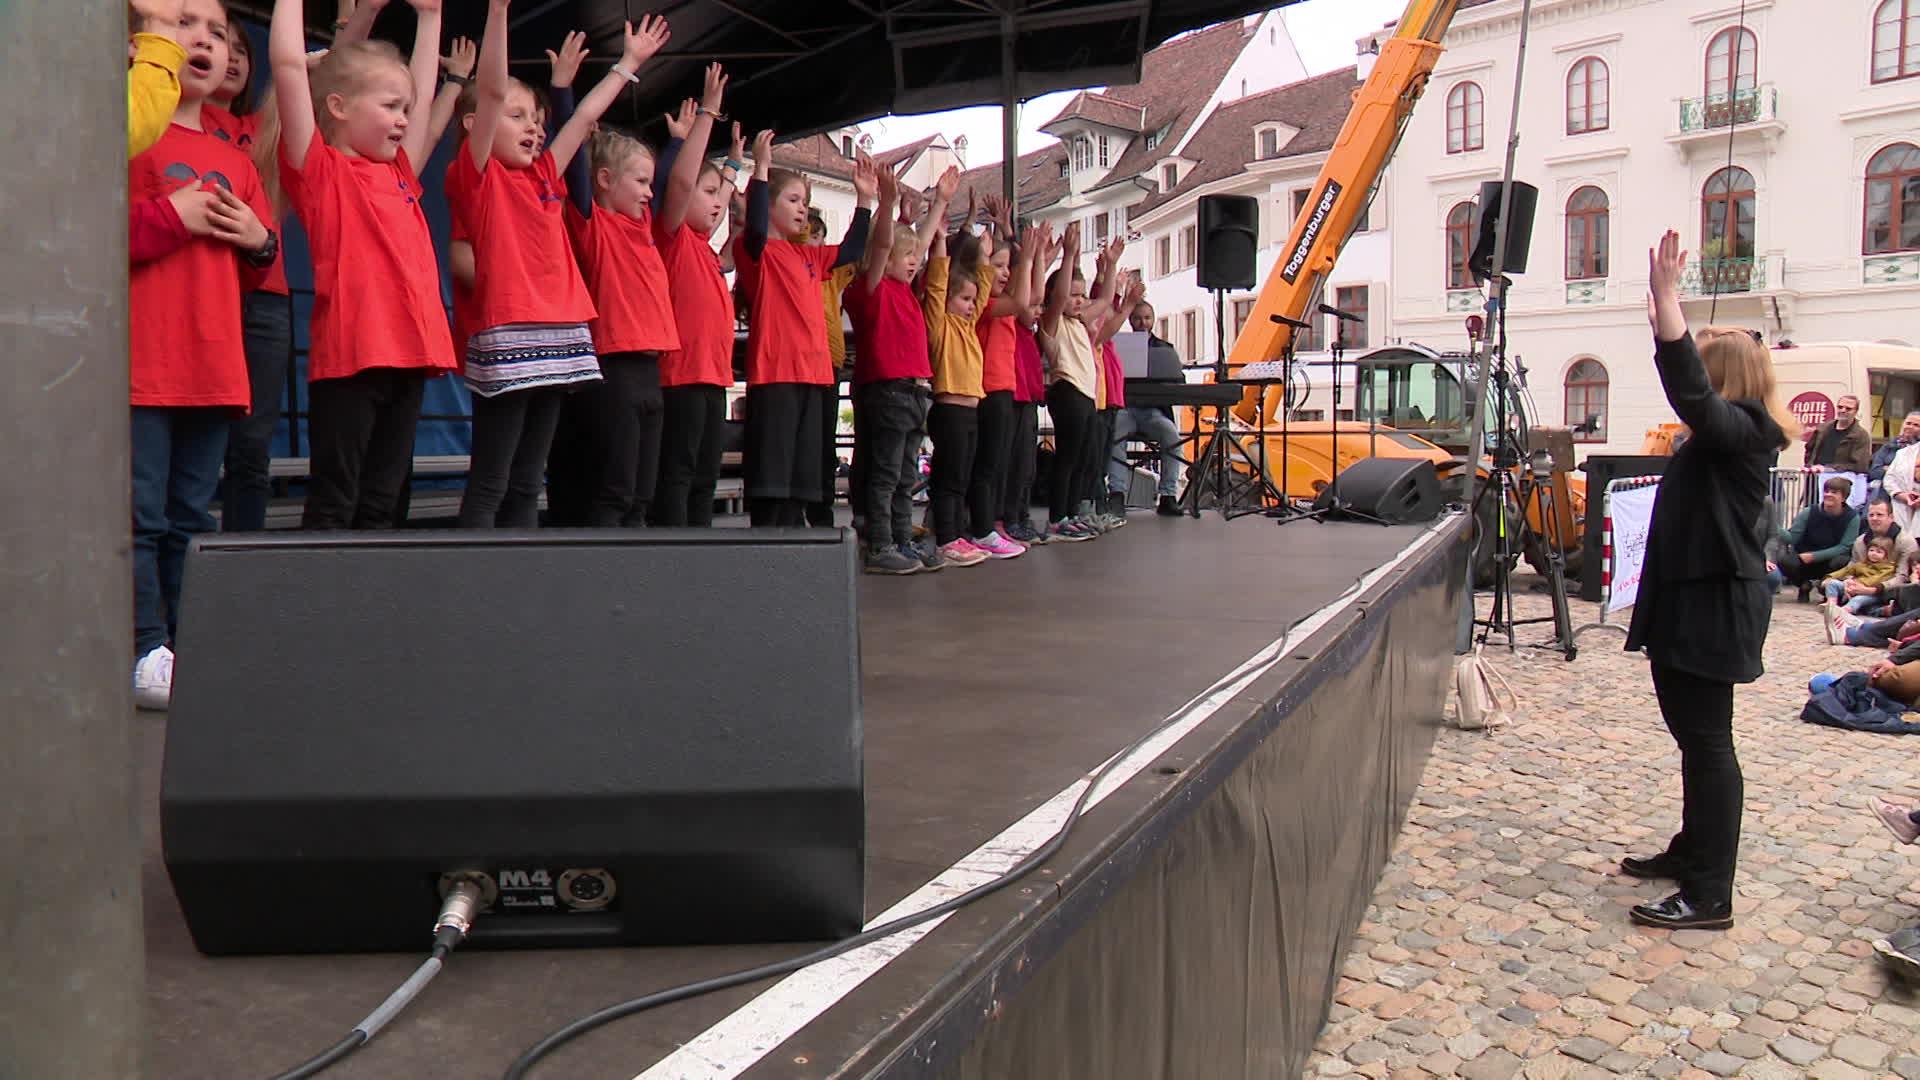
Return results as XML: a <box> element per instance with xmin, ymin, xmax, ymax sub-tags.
<box><xmin>449</xmin><ymin>7</ymin><xmax>670</xmax><ymax>528</ymax></box>
<box><xmin>1001</xmin><ymin>223</ymin><xmax>1057</xmax><ymax>543</ymax></box>
<box><xmin>969</xmin><ymin>195</ymin><xmax>1037</xmax><ymax>549</ymax></box>
<box><xmin>129</xmin><ymin>0</ymin><xmax>188</xmax><ymax>158</ymax></box>
<box><xmin>129</xmin><ymin>0</ymin><xmax>279</xmax><ymax>709</ymax></box>
<box><xmin>738</xmin><ymin>130</ymin><xmax>876</xmax><ymax>527</ymax></box>
<box><xmin>1036</xmin><ymin>223</ymin><xmax>1101</xmax><ymax>542</ymax></box>
<box><xmin>271</xmin><ymin>0</ymin><xmax>455</xmax><ymax>530</ymax></box>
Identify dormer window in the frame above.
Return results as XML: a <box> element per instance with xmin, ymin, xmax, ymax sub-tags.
<box><xmin>1097</xmin><ymin>134</ymin><xmax>1110</xmax><ymax>168</ymax></box>
<box><xmin>1073</xmin><ymin>137</ymin><xmax>1091</xmax><ymax>171</ymax></box>
<box><xmin>841</xmin><ymin>135</ymin><xmax>854</xmax><ymax>157</ymax></box>
<box><xmin>1145</xmin><ymin>123</ymin><xmax>1171</xmax><ymax>151</ymax></box>
<box><xmin>1058</xmin><ymin>160</ymin><xmax>1069</xmax><ymax>178</ymax></box>
<box><xmin>1161</xmin><ymin>162</ymin><xmax>1178</xmax><ymax>190</ymax></box>
<box><xmin>1258</xmin><ymin>128</ymin><xmax>1279</xmax><ymax>159</ymax></box>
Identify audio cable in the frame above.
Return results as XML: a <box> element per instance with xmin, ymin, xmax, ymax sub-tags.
<box><xmin>265</xmin><ymin>875</ymin><xmax>489</xmax><ymax>1080</ymax></box>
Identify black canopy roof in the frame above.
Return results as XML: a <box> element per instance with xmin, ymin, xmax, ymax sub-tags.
<box><xmin>265</xmin><ymin>1</ymin><xmax>1288</xmax><ymax>142</ymax></box>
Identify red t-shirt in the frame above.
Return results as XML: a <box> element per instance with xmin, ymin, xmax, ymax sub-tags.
<box><xmin>444</xmin><ymin>146</ymin><xmax>595</xmax><ymax>334</ymax></box>
<box><xmin>843</xmin><ymin>276</ymin><xmax>931</xmax><ymax>384</ymax></box>
<box><xmin>977</xmin><ymin>314</ymin><xmax>1018</xmax><ymax>394</ymax></box>
<box><xmin>741</xmin><ymin>238</ymin><xmax>837</xmax><ymax>386</ymax></box>
<box><xmin>201</xmin><ymin>105</ymin><xmax>289</xmax><ymax>296</ymax></box>
<box><xmin>280</xmin><ymin>130</ymin><xmax>456</xmax><ymax>382</ymax></box>
<box><xmin>567</xmin><ymin>203</ymin><xmax>678</xmax><ymax>356</ymax></box>
<box><xmin>1013</xmin><ymin>324</ymin><xmax>1046</xmax><ymax>404</ymax></box>
<box><xmin>128</xmin><ymin>123</ymin><xmax>272</xmax><ymax>409</ymax></box>
<box><xmin>655</xmin><ymin>223</ymin><xmax>735</xmax><ymax>388</ymax></box>
<box><xmin>1102</xmin><ymin>338</ymin><xmax>1126</xmax><ymax>409</ymax></box>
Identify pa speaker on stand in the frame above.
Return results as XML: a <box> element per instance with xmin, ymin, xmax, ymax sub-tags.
<box><xmin>1469</xmin><ymin>180</ymin><xmax>1538</xmax><ymax>282</ymax></box>
<box><xmin>1196</xmin><ymin>194</ymin><xmax>1259</xmax><ymax>291</ymax></box>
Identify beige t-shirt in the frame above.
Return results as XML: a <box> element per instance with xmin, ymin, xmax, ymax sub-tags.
<box><xmin>1038</xmin><ymin>316</ymin><xmax>1100</xmax><ymax>402</ymax></box>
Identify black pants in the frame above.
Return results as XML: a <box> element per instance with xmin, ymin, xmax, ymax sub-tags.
<box><xmin>745</xmin><ymin>383</ymin><xmax>831</xmax><ymax>527</ymax></box>
<box><xmin>1046</xmin><ymin>382</ymin><xmax>1096</xmax><ymax>524</ymax></box>
<box><xmin>1777</xmin><ymin>551</ymin><xmax>1848</xmax><ymax>586</ymax></box>
<box><xmin>547</xmin><ymin>352</ymin><xmax>663</xmax><ymax>527</ymax></box>
<box><xmin>222</xmin><ymin>290</ymin><xmax>293</xmax><ymax>532</ymax></box>
<box><xmin>1077</xmin><ymin>406</ymin><xmax>1115</xmax><ymax>511</ymax></box>
<box><xmin>807</xmin><ymin>376</ymin><xmax>844</xmax><ymax>527</ymax></box>
<box><xmin>927</xmin><ymin>402</ymin><xmax>980</xmax><ymax>545</ymax></box>
<box><xmin>969</xmin><ymin>390</ymin><xmax>1015</xmax><ymax>537</ymax></box>
<box><xmin>1651</xmin><ymin>662</ymin><xmax>1741</xmax><ymax>906</ymax></box>
<box><xmin>302</xmin><ymin>368</ymin><xmax>426</xmax><ymax>530</ymax></box>
<box><xmin>854</xmin><ymin>379</ymin><xmax>929</xmax><ymax>550</ymax></box>
<box><xmin>459</xmin><ymin>386</ymin><xmax>565</xmax><ymax>528</ymax></box>
<box><xmin>1002</xmin><ymin>401</ymin><xmax>1039</xmax><ymax>527</ymax></box>
<box><xmin>655</xmin><ymin>385</ymin><xmax>726</xmax><ymax>527</ymax></box>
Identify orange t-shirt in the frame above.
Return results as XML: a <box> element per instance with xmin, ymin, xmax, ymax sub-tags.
<box><xmin>280</xmin><ymin>130</ymin><xmax>457</xmax><ymax>382</ymax></box>
<box><xmin>977</xmin><ymin>313</ymin><xmax>1018</xmax><ymax>394</ymax></box>
<box><xmin>655</xmin><ymin>223</ymin><xmax>735</xmax><ymax>388</ymax></box>
<box><xmin>201</xmin><ymin>105</ymin><xmax>289</xmax><ymax>296</ymax></box>
<box><xmin>741</xmin><ymin>238</ymin><xmax>838</xmax><ymax>386</ymax></box>
<box><xmin>566</xmin><ymin>203</ymin><xmax>678</xmax><ymax>356</ymax></box>
<box><xmin>444</xmin><ymin>146</ymin><xmax>595</xmax><ymax>334</ymax></box>
<box><xmin>129</xmin><ymin>123</ymin><xmax>272</xmax><ymax>409</ymax></box>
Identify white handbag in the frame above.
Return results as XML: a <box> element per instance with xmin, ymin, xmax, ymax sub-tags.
<box><xmin>1453</xmin><ymin>646</ymin><xmax>1518</xmax><ymax>731</ymax></box>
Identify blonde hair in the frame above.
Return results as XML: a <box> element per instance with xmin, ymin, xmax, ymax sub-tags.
<box><xmin>767</xmin><ymin>167</ymin><xmax>810</xmax><ymax>204</ymax></box>
<box><xmin>1696</xmin><ymin>325</ymin><xmax>1799</xmax><ymax>443</ymax></box>
<box><xmin>311</xmin><ymin>41</ymin><xmax>409</xmax><ymax>132</ymax></box>
<box><xmin>250</xmin><ymin>83</ymin><xmax>287</xmax><ymax>218</ymax></box>
<box><xmin>588</xmin><ymin>127</ymin><xmax>654</xmax><ymax>182</ymax></box>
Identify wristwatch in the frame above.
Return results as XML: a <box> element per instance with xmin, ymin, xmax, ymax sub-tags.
<box><xmin>445</xmin><ymin>73</ymin><xmax>473</xmax><ymax>88</ymax></box>
<box><xmin>245</xmin><ymin>229</ymin><xmax>280</xmax><ymax>269</ymax></box>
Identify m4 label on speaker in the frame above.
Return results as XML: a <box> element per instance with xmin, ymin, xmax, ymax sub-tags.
<box><xmin>496</xmin><ymin>868</ymin><xmax>559</xmax><ymax>909</ymax></box>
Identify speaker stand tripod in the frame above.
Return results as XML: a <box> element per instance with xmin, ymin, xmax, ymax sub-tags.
<box><xmin>1275</xmin><ymin>309</ymin><xmax>1386</xmax><ymax>527</ymax></box>
<box><xmin>1182</xmin><ymin>289</ymin><xmax>1284</xmax><ymax>519</ymax></box>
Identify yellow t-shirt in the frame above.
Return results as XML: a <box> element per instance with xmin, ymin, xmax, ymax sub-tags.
<box><xmin>129</xmin><ymin>33</ymin><xmax>187</xmax><ymax>159</ymax></box>
<box><xmin>921</xmin><ymin>256</ymin><xmax>995</xmax><ymax>399</ymax></box>
<box><xmin>822</xmin><ymin>262</ymin><xmax>857</xmax><ymax>372</ymax></box>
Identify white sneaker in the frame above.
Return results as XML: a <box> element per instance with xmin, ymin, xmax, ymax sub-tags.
<box><xmin>133</xmin><ymin>645</ymin><xmax>174</xmax><ymax>711</ymax></box>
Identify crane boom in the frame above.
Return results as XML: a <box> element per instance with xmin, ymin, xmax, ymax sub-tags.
<box><xmin>1225</xmin><ymin>0</ymin><xmax>1461</xmax><ymax>422</ymax></box>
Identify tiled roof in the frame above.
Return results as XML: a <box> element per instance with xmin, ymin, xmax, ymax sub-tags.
<box><xmin>1130</xmin><ymin>66</ymin><xmax>1359</xmax><ymax>218</ymax></box>
<box><xmin>951</xmin><ymin>142</ymin><xmax>1075</xmax><ymax>223</ymax></box>
<box><xmin>1041</xmin><ymin>91</ymin><xmax>1148</xmax><ymax>134</ymax></box>
<box><xmin>771</xmin><ymin>133</ymin><xmax>855</xmax><ymax>181</ymax></box>
<box><xmin>873</xmin><ymin>134</ymin><xmax>941</xmax><ymax>172</ymax></box>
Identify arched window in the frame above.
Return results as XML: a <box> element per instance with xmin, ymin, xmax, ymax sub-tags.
<box><xmin>1565</xmin><ymin>360</ymin><xmax>1609</xmax><ymax>443</ymax></box>
<box><xmin>1875</xmin><ymin>0</ymin><xmax>1920</xmax><ymax>82</ymax></box>
<box><xmin>1866</xmin><ymin>143</ymin><xmax>1920</xmax><ymax>254</ymax></box>
<box><xmin>1446</xmin><ymin>201</ymin><xmax>1478</xmax><ymax>288</ymax></box>
<box><xmin>1566</xmin><ymin>57</ymin><xmax>1609</xmax><ymax>134</ymax></box>
<box><xmin>1705</xmin><ymin>27</ymin><xmax>1757</xmax><ymax>99</ymax></box>
<box><xmin>1565</xmin><ymin>187</ymin><xmax>1610</xmax><ymax>280</ymax></box>
<box><xmin>1446</xmin><ymin>82</ymin><xmax>1484</xmax><ymax>154</ymax></box>
<box><xmin>1702</xmin><ymin>166</ymin><xmax>1756</xmax><ymax>261</ymax></box>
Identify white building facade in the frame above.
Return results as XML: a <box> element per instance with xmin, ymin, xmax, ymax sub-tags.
<box><xmin>1386</xmin><ymin>0</ymin><xmax>1920</xmax><ymax>455</ymax></box>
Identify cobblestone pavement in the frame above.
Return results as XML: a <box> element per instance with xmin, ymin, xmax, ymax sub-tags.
<box><xmin>1309</xmin><ymin>581</ymin><xmax>1920</xmax><ymax>1080</ymax></box>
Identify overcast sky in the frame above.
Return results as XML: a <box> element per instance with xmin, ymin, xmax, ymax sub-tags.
<box><xmin>858</xmin><ymin>0</ymin><xmax>1408</xmax><ymax>170</ymax></box>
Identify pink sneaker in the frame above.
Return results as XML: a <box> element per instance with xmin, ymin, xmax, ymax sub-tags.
<box><xmin>939</xmin><ymin>538</ymin><xmax>990</xmax><ymax>567</ymax></box>
<box><xmin>972</xmin><ymin>531</ymin><xmax>1025</xmax><ymax>559</ymax></box>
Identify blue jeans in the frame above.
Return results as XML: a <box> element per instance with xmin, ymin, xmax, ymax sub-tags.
<box><xmin>1107</xmin><ymin>406</ymin><xmax>1183</xmax><ymax>498</ymax></box>
<box><xmin>1823</xmin><ymin>580</ymin><xmax>1885</xmax><ymax>613</ymax></box>
<box><xmin>132</xmin><ymin>407</ymin><xmax>230</xmax><ymax>657</ymax></box>
<box><xmin>221</xmin><ymin>291</ymin><xmax>293</xmax><ymax>532</ymax></box>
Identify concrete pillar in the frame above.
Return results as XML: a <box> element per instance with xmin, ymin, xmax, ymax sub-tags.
<box><xmin>0</xmin><ymin>1</ymin><xmax>145</xmax><ymax>1076</ymax></box>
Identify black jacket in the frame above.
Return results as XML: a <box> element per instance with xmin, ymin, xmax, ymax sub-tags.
<box><xmin>1625</xmin><ymin>334</ymin><xmax>1787</xmax><ymax>682</ymax></box>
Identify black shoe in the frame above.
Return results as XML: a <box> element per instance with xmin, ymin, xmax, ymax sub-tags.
<box><xmin>1874</xmin><ymin>927</ymin><xmax>1920</xmax><ymax>983</ymax></box>
<box><xmin>1797</xmin><ymin>582</ymin><xmax>1814</xmax><ymax>603</ymax></box>
<box><xmin>1629</xmin><ymin>891</ymin><xmax>1733</xmax><ymax>930</ymax></box>
<box><xmin>1620</xmin><ymin>853</ymin><xmax>1684</xmax><ymax>880</ymax></box>
<box><xmin>1157</xmin><ymin>495</ymin><xmax>1181</xmax><ymax>516</ymax></box>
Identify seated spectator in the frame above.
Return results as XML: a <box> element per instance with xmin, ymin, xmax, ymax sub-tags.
<box><xmin>1830</xmin><ymin>606</ymin><xmax>1920</xmax><ymax>649</ymax></box>
<box><xmin>1834</xmin><ymin>496</ymin><xmax>1919</xmax><ymax>617</ymax></box>
<box><xmin>1870</xmin><ymin>411</ymin><xmax>1920</xmax><ymax>498</ymax></box>
<box><xmin>1771</xmin><ymin>475</ymin><xmax>1861</xmax><ymax>602</ymax></box>
<box><xmin>1823</xmin><ymin>538</ymin><xmax>1898</xmax><ymax>613</ymax></box>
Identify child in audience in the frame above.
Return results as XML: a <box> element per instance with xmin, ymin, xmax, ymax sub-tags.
<box><xmin>545</xmin><ymin>49</ymin><xmax>700</xmax><ymax>528</ymax></box>
<box><xmin>130</xmin><ymin>0</ymin><xmax>279</xmax><ymax>709</ymax></box>
<box><xmin>449</xmin><ymin>9</ymin><xmax>670</xmax><ymax>527</ymax></box>
<box><xmin>271</xmin><ymin>0</ymin><xmax>456</xmax><ymax>530</ymax></box>
<box><xmin>922</xmin><ymin>207</ymin><xmax>1017</xmax><ymax>565</ymax></box>
<box><xmin>1826</xmin><ymin>537</ymin><xmax>1900</xmax><ymax>613</ymax></box>
<box><xmin>129</xmin><ymin>0</ymin><xmax>188</xmax><ymax>158</ymax></box>
<box><xmin>738</xmin><ymin>130</ymin><xmax>875</xmax><ymax>527</ymax></box>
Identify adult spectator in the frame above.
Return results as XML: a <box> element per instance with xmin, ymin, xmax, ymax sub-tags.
<box><xmin>1106</xmin><ymin>300</ymin><xmax>1184</xmax><ymax>516</ymax></box>
<box><xmin>1770</xmin><ymin>475</ymin><xmax>1861</xmax><ymax>602</ymax></box>
<box><xmin>1806</xmin><ymin>394</ymin><xmax>1872</xmax><ymax>473</ymax></box>
<box><xmin>1870</xmin><ymin>411</ymin><xmax>1920</xmax><ymax>494</ymax></box>
<box><xmin>1887</xmin><ymin>435</ymin><xmax>1920</xmax><ymax>533</ymax></box>
<box><xmin>1835</xmin><ymin>496</ymin><xmax>1918</xmax><ymax>615</ymax></box>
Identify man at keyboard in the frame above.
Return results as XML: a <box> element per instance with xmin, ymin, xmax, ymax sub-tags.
<box><xmin>1108</xmin><ymin>302</ymin><xmax>1186</xmax><ymax>517</ymax></box>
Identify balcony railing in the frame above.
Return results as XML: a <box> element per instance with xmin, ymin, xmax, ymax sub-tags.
<box><xmin>1678</xmin><ymin>85</ymin><xmax>1778</xmax><ymax>133</ymax></box>
<box><xmin>1679</xmin><ymin>255</ymin><xmax>1767</xmax><ymax>297</ymax></box>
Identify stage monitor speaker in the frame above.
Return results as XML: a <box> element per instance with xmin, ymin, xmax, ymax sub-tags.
<box><xmin>162</xmin><ymin>530</ymin><xmax>864</xmax><ymax>956</ymax></box>
<box><xmin>1312</xmin><ymin>458</ymin><xmax>1444</xmax><ymax>524</ymax></box>
<box><xmin>1468</xmin><ymin>180</ymin><xmax>1538</xmax><ymax>281</ymax></box>
<box><xmin>1196</xmin><ymin>193</ymin><xmax>1259</xmax><ymax>291</ymax></box>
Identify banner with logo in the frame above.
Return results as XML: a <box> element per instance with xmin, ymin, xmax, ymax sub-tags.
<box><xmin>1607</xmin><ymin>484</ymin><xmax>1659</xmax><ymax>614</ymax></box>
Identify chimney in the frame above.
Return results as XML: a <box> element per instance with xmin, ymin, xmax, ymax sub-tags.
<box><xmin>952</xmin><ymin>134</ymin><xmax>968</xmax><ymax>168</ymax></box>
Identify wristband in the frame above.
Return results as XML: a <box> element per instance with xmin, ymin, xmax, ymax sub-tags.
<box><xmin>331</xmin><ymin>20</ymin><xmax>348</xmax><ymax>31</ymax></box>
<box><xmin>724</xmin><ymin>157</ymin><xmax>744</xmax><ymax>172</ymax></box>
<box><xmin>611</xmin><ymin>64</ymin><xmax>639</xmax><ymax>84</ymax></box>
<box><xmin>444</xmin><ymin>73</ymin><xmax>473</xmax><ymax>88</ymax></box>
<box><xmin>698</xmin><ymin>106</ymin><xmax>727</xmax><ymax>119</ymax></box>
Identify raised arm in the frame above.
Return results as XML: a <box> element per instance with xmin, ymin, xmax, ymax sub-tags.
<box><xmin>986</xmin><ymin>222</ymin><xmax>1037</xmax><ymax>319</ymax></box>
<box><xmin>425</xmin><ymin>35</ymin><xmax>473</xmax><ymax>149</ymax></box>
<box><xmin>658</xmin><ymin>65</ymin><xmax>726</xmax><ymax>236</ymax></box>
<box><xmin>859</xmin><ymin>167</ymin><xmax>899</xmax><ymax>292</ymax></box>
<box><xmin>331</xmin><ymin>0</ymin><xmax>386</xmax><ymax>47</ymax></box>
<box><xmin>270</xmin><ymin>0</ymin><xmax>319</xmax><ymax>169</ymax></box>
<box><xmin>395</xmin><ymin>0</ymin><xmax>444</xmax><ymax>166</ymax></box>
<box><xmin>544</xmin><ymin>31</ymin><xmax>591</xmax><ymax>216</ymax></box>
<box><xmin>1094</xmin><ymin>272</ymin><xmax>1145</xmax><ymax>347</ymax></box>
<box><xmin>742</xmin><ymin>128</ymin><xmax>773</xmax><ymax>260</ymax></box>
<box><xmin>917</xmin><ymin>166</ymin><xmax>958</xmax><ymax>268</ymax></box>
<box><xmin>1084</xmin><ymin>236</ymin><xmax>1124</xmax><ymax>324</ymax></box>
<box><xmin>466</xmin><ymin>0</ymin><xmax>510</xmax><ymax>171</ymax></box>
<box><xmin>548</xmin><ymin>15</ymin><xmax>669</xmax><ymax>175</ymax></box>
<box><xmin>1030</xmin><ymin>221</ymin><xmax>1056</xmax><ymax>309</ymax></box>
<box><xmin>830</xmin><ymin>154</ymin><xmax>877</xmax><ymax>270</ymax></box>
<box><xmin>1646</xmin><ymin>230</ymin><xmax>1764</xmax><ymax>451</ymax></box>
<box><xmin>1041</xmin><ymin>221</ymin><xmax>1079</xmax><ymax>335</ymax></box>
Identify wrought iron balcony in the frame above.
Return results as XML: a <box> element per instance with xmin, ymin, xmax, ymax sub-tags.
<box><xmin>1677</xmin><ymin>85</ymin><xmax>1778</xmax><ymax>133</ymax></box>
<box><xmin>1679</xmin><ymin>255</ymin><xmax>1767</xmax><ymax>297</ymax></box>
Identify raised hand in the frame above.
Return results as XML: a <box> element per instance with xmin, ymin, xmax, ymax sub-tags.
<box><xmin>1124</xmin><ymin>272</ymin><xmax>1146</xmax><ymax>306</ymax></box>
<box><xmin>1063</xmin><ymin>219</ymin><xmax>1081</xmax><ymax>252</ymax></box>
<box><xmin>751</xmin><ymin>128</ymin><xmax>776</xmax><ymax>179</ymax></box>
<box><xmin>934</xmin><ymin>164</ymin><xmax>960</xmax><ymax>204</ymax></box>
<box><xmin>441</xmin><ymin>36</ymin><xmax>477</xmax><ymax>80</ymax></box>
<box><xmin>728</xmin><ymin>121</ymin><xmax>746</xmax><ymax>164</ymax></box>
<box><xmin>963</xmin><ymin>184</ymin><xmax>977</xmax><ymax>227</ymax></box>
<box><xmin>622</xmin><ymin>14</ymin><xmax>670</xmax><ymax>68</ymax></box>
<box><xmin>207</xmin><ymin>184</ymin><xmax>269</xmax><ymax>251</ymax></box>
<box><xmin>876</xmin><ymin>165</ymin><xmax>899</xmax><ymax>204</ymax></box>
<box><xmin>851</xmin><ymin>152</ymin><xmax>880</xmax><ymax>203</ymax></box>
<box><xmin>663</xmin><ymin>98</ymin><xmax>696</xmax><ymax>140</ymax></box>
<box><xmin>700</xmin><ymin>62</ymin><xmax>727</xmax><ymax>114</ymax></box>
<box><xmin>546</xmin><ymin>29</ymin><xmax>588</xmax><ymax>88</ymax></box>
<box><xmin>1647</xmin><ymin>228</ymin><xmax>1688</xmax><ymax>338</ymax></box>
<box><xmin>982</xmin><ymin>192</ymin><xmax>1010</xmax><ymax>232</ymax></box>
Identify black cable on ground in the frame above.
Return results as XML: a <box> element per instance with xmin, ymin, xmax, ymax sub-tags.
<box><xmin>501</xmin><ymin>571</ymin><xmax>1376</xmax><ymax>1080</ymax></box>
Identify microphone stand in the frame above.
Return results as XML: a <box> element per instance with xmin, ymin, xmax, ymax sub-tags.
<box><xmin>1311</xmin><ymin>305</ymin><xmax>1387</xmax><ymax>526</ymax></box>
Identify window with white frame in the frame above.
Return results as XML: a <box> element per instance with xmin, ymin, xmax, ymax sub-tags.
<box><xmin>1097</xmin><ymin>134</ymin><xmax>1110</xmax><ymax>168</ymax></box>
<box><xmin>1073</xmin><ymin>138</ymin><xmax>1090</xmax><ymax>171</ymax></box>
<box><xmin>1161</xmin><ymin>162</ymin><xmax>1178</xmax><ymax>191</ymax></box>
<box><xmin>1446</xmin><ymin>82</ymin><xmax>1484</xmax><ymax>153</ymax></box>
<box><xmin>1154</xmin><ymin>235</ymin><xmax>1172</xmax><ymax>278</ymax></box>
<box><xmin>1180</xmin><ymin>309</ymin><xmax>1200</xmax><ymax>361</ymax></box>
<box><xmin>1178</xmin><ymin>223</ymin><xmax>1197</xmax><ymax>270</ymax></box>
<box><xmin>1565</xmin><ymin>359</ymin><xmax>1609</xmax><ymax>442</ymax></box>
<box><xmin>1259</xmin><ymin>128</ymin><xmax>1279</xmax><ymax>159</ymax></box>
<box><xmin>1875</xmin><ymin>0</ymin><xmax>1920</xmax><ymax>82</ymax></box>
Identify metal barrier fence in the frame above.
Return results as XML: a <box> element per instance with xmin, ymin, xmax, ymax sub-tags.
<box><xmin>1571</xmin><ymin>474</ymin><xmax>1662</xmax><ymax>641</ymax></box>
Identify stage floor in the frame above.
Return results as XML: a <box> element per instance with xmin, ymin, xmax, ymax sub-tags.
<box><xmin>140</xmin><ymin>512</ymin><xmax>1459</xmax><ymax>1079</ymax></box>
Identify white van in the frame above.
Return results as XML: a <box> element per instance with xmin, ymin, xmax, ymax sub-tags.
<box><xmin>1771</xmin><ymin>342</ymin><xmax>1920</xmax><ymax>467</ymax></box>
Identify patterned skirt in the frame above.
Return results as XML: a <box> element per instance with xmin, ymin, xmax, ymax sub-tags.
<box><xmin>464</xmin><ymin>322</ymin><xmax>601</xmax><ymax>398</ymax></box>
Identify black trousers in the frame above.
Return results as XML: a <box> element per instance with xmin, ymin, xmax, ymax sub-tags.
<box><xmin>1776</xmin><ymin>551</ymin><xmax>1848</xmax><ymax>586</ymax></box>
<box><xmin>302</xmin><ymin>368</ymin><xmax>426</xmax><ymax>530</ymax></box>
<box><xmin>547</xmin><ymin>352</ymin><xmax>663</xmax><ymax>527</ymax></box>
<box><xmin>927</xmin><ymin>402</ymin><xmax>980</xmax><ymax>546</ymax></box>
<box><xmin>222</xmin><ymin>290</ymin><xmax>293</xmax><ymax>532</ymax></box>
<box><xmin>745</xmin><ymin>383</ymin><xmax>831</xmax><ymax>527</ymax></box>
<box><xmin>854</xmin><ymin>379</ymin><xmax>928</xmax><ymax>550</ymax></box>
<box><xmin>459</xmin><ymin>386</ymin><xmax>565</xmax><ymax>528</ymax></box>
<box><xmin>1045</xmin><ymin>382</ymin><xmax>1096</xmax><ymax>524</ymax></box>
<box><xmin>1002</xmin><ymin>401</ymin><xmax>1039</xmax><ymax>527</ymax></box>
<box><xmin>1651</xmin><ymin>662</ymin><xmax>1741</xmax><ymax>906</ymax></box>
<box><xmin>655</xmin><ymin>385</ymin><xmax>725</xmax><ymax>527</ymax></box>
<box><xmin>969</xmin><ymin>390</ymin><xmax>1015</xmax><ymax>537</ymax></box>
<box><xmin>807</xmin><ymin>376</ymin><xmax>844</xmax><ymax>527</ymax></box>
<box><xmin>1076</xmin><ymin>406</ymin><xmax>1115</xmax><ymax>510</ymax></box>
